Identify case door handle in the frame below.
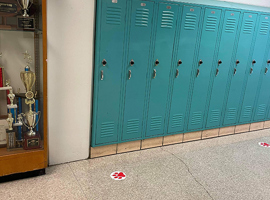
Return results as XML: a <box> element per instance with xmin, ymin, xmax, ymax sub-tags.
<box><xmin>196</xmin><ymin>69</ymin><xmax>200</xmax><ymax>77</ymax></box>
<box><xmin>101</xmin><ymin>70</ymin><xmax>104</xmax><ymax>80</ymax></box>
<box><xmin>216</xmin><ymin>68</ymin><xmax>219</xmax><ymax>76</ymax></box>
<box><xmin>250</xmin><ymin>67</ymin><xmax>253</xmax><ymax>74</ymax></box>
<box><xmin>128</xmin><ymin>70</ymin><xmax>132</xmax><ymax>79</ymax></box>
<box><xmin>265</xmin><ymin>67</ymin><xmax>268</xmax><ymax>74</ymax></box>
<box><xmin>234</xmin><ymin>68</ymin><xmax>237</xmax><ymax>75</ymax></box>
<box><xmin>153</xmin><ymin>69</ymin><xmax>156</xmax><ymax>79</ymax></box>
<box><xmin>176</xmin><ymin>69</ymin><xmax>179</xmax><ymax>78</ymax></box>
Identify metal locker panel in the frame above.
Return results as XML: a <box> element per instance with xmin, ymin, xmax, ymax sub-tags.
<box><xmin>146</xmin><ymin>3</ymin><xmax>179</xmax><ymax>137</ymax></box>
<box><xmin>168</xmin><ymin>5</ymin><xmax>202</xmax><ymax>134</ymax></box>
<box><xmin>93</xmin><ymin>0</ymin><xmax>127</xmax><ymax>145</ymax></box>
<box><xmin>253</xmin><ymin>16</ymin><xmax>270</xmax><ymax>121</ymax></box>
<box><xmin>223</xmin><ymin>12</ymin><xmax>258</xmax><ymax>126</ymax></box>
<box><xmin>206</xmin><ymin>10</ymin><xmax>240</xmax><ymax>128</ymax></box>
<box><xmin>239</xmin><ymin>15</ymin><xmax>270</xmax><ymax>123</ymax></box>
<box><xmin>187</xmin><ymin>8</ymin><xmax>222</xmax><ymax>131</ymax></box>
<box><xmin>122</xmin><ymin>1</ymin><xmax>155</xmax><ymax>141</ymax></box>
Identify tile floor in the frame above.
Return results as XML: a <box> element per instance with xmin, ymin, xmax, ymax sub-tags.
<box><xmin>1</xmin><ymin>129</ymin><xmax>270</xmax><ymax>200</ymax></box>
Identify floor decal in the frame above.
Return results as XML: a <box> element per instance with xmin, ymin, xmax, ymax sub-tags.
<box><xmin>259</xmin><ymin>142</ymin><xmax>270</xmax><ymax>147</ymax></box>
<box><xmin>110</xmin><ymin>171</ymin><xmax>126</xmax><ymax>180</ymax></box>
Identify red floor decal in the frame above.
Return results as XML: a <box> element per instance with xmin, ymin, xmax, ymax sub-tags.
<box><xmin>110</xmin><ymin>171</ymin><xmax>126</xmax><ymax>180</ymax></box>
<box><xmin>259</xmin><ymin>142</ymin><xmax>270</xmax><ymax>147</ymax></box>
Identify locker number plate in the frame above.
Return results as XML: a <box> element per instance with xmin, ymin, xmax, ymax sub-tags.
<box><xmin>112</xmin><ymin>0</ymin><xmax>117</xmax><ymax>3</ymax></box>
<box><xmin>211</xmin><ymin>11</ymin><xmax>215</xmax><ymax>14</ymax></box>
<box><xmin>266</xmin><ymin>17</ymin><xmax>269</xmax><ymax>19</ymax></box>
<box><xmin>249</xmin><ymin>15</ymin><xmax>252</xmax><ymax>18</ymax></box>
<box><xmin>167</xmin><ymin>6</ymin><xmax>171</xmax><ymax>9</ymax></box>
<box><xmin>231</xmin><ymin>13</ymin><xmax>234</xmax><ymax>16</ymax></box>
<box><xmin>141</xmin><ymin>3</ymin><xmax>146</xmax><ymax>6</ymax></box>
<box><xmin>190</xmin><ymin>8</ymin><xmax>194</xmax><ymax>12</ymax></box>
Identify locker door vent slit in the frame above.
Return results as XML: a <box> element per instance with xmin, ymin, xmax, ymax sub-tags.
<box><xmin>135</xmin><ymin>8</ymin><xmax>150</xmax><ymax>27</ymax></box>
<box><xmin>100</xmin><ymin>122</ymin><xmax>114</xmax><ymax>138</ymax></box>
<box><xmin>171</xmin><ymin>114</ymin><xmax>183</xmax><ymax>128</ymax></box>
<box><xmin>191</xmin><ymin>112</ymin><xmax>202</xmax><ymax>125</ymax></box>
<box><xmin>106</xmin><ymin>7</ymin><xmax>121</xmax><ymax>25</ymax></box>
<box><xmin>206</xmin><ymin>16</ymin><xmax>218</xmax><ymax>32</ymax></box>
<box><xmin>161</xmin><ymin>11</ymin><xmax>174</xmax><ymax>29</ymax></box>
<box><xmin>243</xmin><ymin>106</ymin><xmax>252</xmax><ymax>119</ymax></box>
<box><xmin>227</xmin><ymin>108</ymin><xmax>237</xmax><ymax>121</ymax></box>
<box><xmin>184</xmin><ymin>13</ymin><xmax>197</xmax><ymax>30</ymax></box>
<box><xmin>257</xmin><ymin>104</ymin><xmax>266</xmax><ymax>116</ymax></box>
<box><xmin>225</xmin><ymin>18</ymin><xmax>237</xmax><ymax>33</ymax></box>
<box><xmin>150</xmin><ymin>116</ymin><xmax>162</xmax><ymax>131</ymax></box>
<box><xmin>243</xmin><ymin>19</ymin><xmax>254</xmax><ymax>34</ymax></box>
<box><xmin>126</xmin><ymin>119</ymin><xmax>139</xmax><ymax>134</ymax></box>
<box><xmin>210</xmin><ymin>110</ymin><xmax>220</xmax><ymax>123</ymax></box>
<box><xmin>259</xmin><ymin>21</ymin><xmax>269</xmax><ymax>35</ymax></box>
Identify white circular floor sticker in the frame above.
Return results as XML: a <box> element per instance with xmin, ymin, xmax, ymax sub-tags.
<box><xmin>259</xmin><ymin>142</ymin><xmax>270</xmax><ymax>147</ymax></box>
<box><xmin>110</xmin><ymin>171</ymin><xmax>126</xmax><ymax>180</ymax></box>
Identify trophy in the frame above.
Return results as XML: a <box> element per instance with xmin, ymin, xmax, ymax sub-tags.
<box><xmin>6</xmin><ymin>113</ymin><xmax>16</xmax><ymax>150</ymax></box>
<box><xmin>17</xmin><ymin>0</ymin><xmax>32</xmax><ymax>17</ymax></box>
<box><xmin>19</xmin><ymin>51</ymin><xmax>41</xmax><ymax>150</ymax></box>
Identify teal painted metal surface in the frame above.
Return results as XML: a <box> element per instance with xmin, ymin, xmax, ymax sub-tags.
<box><xmin>93</xmin><ymin>0</ymin><xmax>127</xmax><ymax>145</ymax></box>
<box><xmin>206</xmin><ymin>10</ymin><xmax>241</xmax><ymax>128</ymax></box>
<box><xmin>253</xmin><ymin>34</ymin><xmax>270</xmax><ymax>121</ymax></box>
<box><xmin>239</xmin><ymin>14</ymin><xmax>270</xmax><ymax>124</ymax></box>
<box><xmin>122</xmin><ymin>1</ymin><xmax>155</xmax><ymax>141</ymax></box>
<box><xmin>168</xmin><ymin>5</ymin><xmax>202</xmax><ymax>134</ymax></box>
<box><xmin>223</xmin><ymin>12</ymin><xmax>258</xmax><ymax>126</ymax></box>
<box><xmin>187</xmin><ymin>8</ymin><xmax>222</xmax><ymax>131</ymax></box>
<box><xmin>146</xmin><ymin>2</ymin><xmax>179</xmax><ymax>137</ymax></box>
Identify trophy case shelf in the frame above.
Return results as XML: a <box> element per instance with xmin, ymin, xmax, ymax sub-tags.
<box><xmin>0</xmin><ymin>0</ymin><xmax>47</xmax><ymax>177</ymax></box>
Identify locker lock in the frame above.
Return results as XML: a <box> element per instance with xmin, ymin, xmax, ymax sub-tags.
<box><xmin>236</xmin><ymin>60</ymin><xmax>240</xmax><ymax>65</ymax></box>
<box><xmin>252</xmin><ymin>60</ymin><xmax>256</xmax><ymax>64</ymax></box>
<box><xmin>218</xmin><ymin>60</ymin><xmax>222</xmax><ymax>65</ymax></box>
<box><xmin>178</xmin><ymin>59</ymin><xmax>183</xmax><ymax>66</ymax></box>
<box><xmin>267</xmin><ymin>60</ymin><xmax>270</xmax><ymax>64</ymax></box>
<box><xmin>155</xmin><ymin>59</ymin><xmax>160</xmax><ymax>66</ymax></box>
<box><xmin>130</xmin><ymin>59</ymin><xmax>135</xmax><ymax>66</ymax></box>
<box><xmin>102</xmin><ymin>59</ymin><xmax>107</xmax><ymax>66</ymax></box>
<box><xmin>199</xmin><ymin>59</ymin><xmax>203</xmax><ymax>65</ymax></box>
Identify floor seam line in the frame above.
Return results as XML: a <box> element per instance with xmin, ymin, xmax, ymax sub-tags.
<box><xmin>161</xmin><ymin>148</ymin><xmax>215</xmax><ymax>200</ymax></box>
<box><xmin>68</xmin><ymin>164</ymin><xmax>89</xmax><ymax>200</ymax></box>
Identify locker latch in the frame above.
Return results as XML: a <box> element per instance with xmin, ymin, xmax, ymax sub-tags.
<box><xmin>155</xmin><ymin>59</ymin><xmax>160</xmax><ymax>66</ymax></box>
<box><xmin>265</xmin><ymin>67</ymin><xmax>268</xmax><ymax>74</ymax></box>
<box><xmin>102</xmin><ymin>59</ymin><xmax>107</xmax><ymax>66</ymax></box>
<box><xmin>196</xmin><ymin>69</ymin><xmax>200</xmax><ymax>77</ymax></box>
<box><xmin>153</xmin><ymin>69</ymin><xmax>157</xmax><ymax>79</ymax></box>
<box><xmin>176</xmin><ymin>69</ymin><xmax>179</xmax><ymax>78</ymax></box>
<box><xmin>128</xmin><ymin>70</ymin><xmax>132</xmax><ymax>79</ymax></box>
<box><xmin>233</xmin><ymin>68</ymin><xmax>237</xmax><ymax>75</ymax></box>
<box><xmin>216</xmin><ymin>68</ymin><xmax>219</xmax><ymax>76</ymax></box>
<box><xmin>250</xmin><ymin>68</ymin><xmax>253</xmax><ymax>74</ymax></box>
<box><xmin>130</xmin><ymin>59</ymin><xmax>135</xmax><ymax>66</ymax></box>
<box><xmin>101</xmin><ymin>70</ymin><xmax>104</xmax><ymax>80</ymax></box>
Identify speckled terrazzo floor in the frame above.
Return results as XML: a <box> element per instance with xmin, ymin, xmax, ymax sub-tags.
<box><xmin>1</xmin><ymin>129</ymin><xmax>270</xmax><ymax>200</ymax></box>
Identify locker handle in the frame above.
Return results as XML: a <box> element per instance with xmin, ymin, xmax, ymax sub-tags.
<box><xmin>252</xmin><ymin>60</ymin><xmax>256</xmax><ymax>64</ymax></box>
<box><xmin>199</xmin><ymin>59</ymin><xmax>203</xmax><ymax>66</ymax></box>
<box><xmin>265</xmin><ymin>67</ymin><xmax>268</xmax><ymax>74</ymax></box>
<box><xmin>178</xmin><ymin>59</ymin><xmax>182</xmax><ymax>66</ymax></box>
<box><xmin>153</xmin><ymin>69</ymin><xmax>156</xmax><ymax>79</ymax></box>
<box><xmin>101</xmin><ymin>70</ymin><xmax>104</xmax><ymax>80</ymax></box>
<box><xmin>250</xmin><ymin>67</ymin><xmax>253</xmax><ymax>74</ymax></box>
<box><xmin>233</xmin><ymin>68</ymin><xmax>237</xmax><ymax>75</ymax></box>
<box><xmin>130</xmin><ymin>59</ymin><xmax>135</xmax><ymax>66</ymax></box>
<box><xmin>176</xmin><ymin>69</ymin><xmax>179</xmax><ymax>78</ymax></box>
<box><xmin>236</xmin><ymin>60</ymin><xmax>240</xmax><ymax>65</ymax></box>
<box><xmin>218</xmin><ymin>60</ymin><xmax>222</xmax><ymax>65</ymax></box>
<box><xmin>155</xmin><ymin>59</ymin><xmax>160</xmax><ymax>66</ymax></box>
<box><xmin>267</xmin><ymin>60</ymin><xmax>270</xmax><ymax>64</ymax></box>
<box><xmin>216</xmin><ymin>68</ymin><xmax>219</xmax><ymax>76</ymax></box>
<box><xmin>128</xmin><ymin>70</ymin><xmax>132</xmax><ymax>80</ymax></box>
<box><xmin>196</xmin><ymin>69</ymin><xmax>200</xmax><ymax>77</ymax></box>
<box><xmin>102</xmin><ymin>59</ymin><xmax>107</xmax><ymax>66</ymax></box>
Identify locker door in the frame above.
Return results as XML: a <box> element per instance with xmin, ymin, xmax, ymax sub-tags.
<box><xmin>168</xmin><ymin>5</ymin><xmax>202</xmax><ymax>134</ymax></box>
<box><xmin>187</xmin><ymin>8</ymin><xmax>222</xmax><ymax>131</ymax></box>
<box><xmin>206</xmin><ymin>11</ymin><xmax>240</xmax><ymax>128</ymax></box>
<box><xmin>93</xmin><ymin>0</ymin><xmax>127</xmax><ymax>145</ymax></box>
<box><xmin>239</xmin><ymin>15</ymin><xmax>270</xmax><ymax>123</ymax></box>
<box><xmin>223</xmin><ymin>13</ymin><xmax>258</xmax><ymax>126</ymax></box>
<box><xmin>122</xmin><ymin>1</ymin><xmax>154</xmax><ymax>141</ymax></box>
<box><xmin>253</xmin><ymin>16</ymin><xmax>270</xmax><ymax>121</ymax></box>
<box><xmin>146</xmin><ymin>3</ymin><xmax>179</xmax><ymax>137</ymax></box>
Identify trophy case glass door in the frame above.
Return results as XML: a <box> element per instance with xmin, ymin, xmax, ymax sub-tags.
<box><xmin>0</xmin><ymin>0</ymin><xmax>47</xmax><ymax>176</ymax></box>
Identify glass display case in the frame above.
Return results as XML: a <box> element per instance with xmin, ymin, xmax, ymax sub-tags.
<box><xmin>0</xmin><ymin>0</ymin><xmax>47</xmax><ymax>176</ymax></box>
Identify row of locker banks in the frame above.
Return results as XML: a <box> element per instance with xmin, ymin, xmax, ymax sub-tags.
<box><xmin>91</xmin><ymin>0</ymin><xmax>270</xmax><ymax>147</ymax></box>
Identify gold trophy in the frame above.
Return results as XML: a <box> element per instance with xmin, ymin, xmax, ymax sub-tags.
<box><xmin>19</xmin><ymin>51</ymin><xmax>41</xmax><ymax>150</ymax></box>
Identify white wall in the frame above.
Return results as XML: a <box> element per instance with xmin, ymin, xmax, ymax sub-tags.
<box><xmin>218</xmin><ymin>0</ymin><xmax>270</xmax><ymax>7</ymax></box>
<box><xmin>47</xmin><ymin>0</ymin><xmax>270</xmax><ymax>165</ymax></box>
<box><xmin>47</xmin><ymin>0</ymin><xmax>95</xmax><ymax>165</ymax></box>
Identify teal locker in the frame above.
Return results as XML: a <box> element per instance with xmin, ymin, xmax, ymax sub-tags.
<box><xmin>253</xmin><ymin>24</ymin><xmax>270</xmax><ymax>121</ymax></box>
<box><xmin>239</xmin><ymin>15</ymin><xmax>270</xmax><ymax>123</ymax></box>
<box><xmin>187</xmin><ymin>8</ymin><xmax>222</xmax><ymax>131</ymax></box>
<box><xmin>223</xmin><ymin>12</ymin><xmax>258</xmax><ymax>126</ymax></box>
<box><xmin>122</xmin><ymin>1</ymin><xmax>154</xmax><ymax>141</ymax></box>
<box><xmin>93</xmin><ymin>0</ymin><xmax>127</xmax><ymax>145</ymax></box>
<box><xmin>206</xmin><ymin>10</ymin><xmax>240</xmax><ymax>128</ymax></box>
<box><xmin>146</xmin><ymin>3</ymin><xmax>179</xmax><ymax>137</ymax></box>
<box><xmin>168</xmin><ymin>5</ymin><xmax>202</xmax><ymax>134</ymax></box>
